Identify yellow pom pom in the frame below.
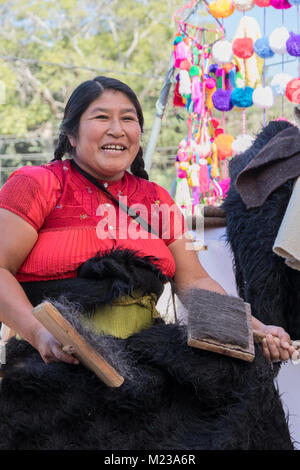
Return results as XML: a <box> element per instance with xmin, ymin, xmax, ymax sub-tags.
<box><xmin>209</xmin><ymin>0</ymin><xmax>235</xmax><ymax>18</ymax></box>
<box><xmin>214</xmin><ymin>134</ymin><xmax>235</xmax><ymax>160</ymax></box>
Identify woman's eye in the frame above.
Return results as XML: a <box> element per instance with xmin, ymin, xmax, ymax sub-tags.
<box><xmin>123</xmin><ymin>116</ymin><xmax>135</xmax><ymax>121</ymax></box>
<box><xmin>95</xmin><ymin>115</ymin><xmax>108</xmax><ymax>119</ymax></box>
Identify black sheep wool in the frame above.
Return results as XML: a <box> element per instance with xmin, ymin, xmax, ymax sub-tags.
<box><xmin>0</xmin><ymin>250</ymin><xmax>294</xmax><ymax>450</ymax></box>
<box><xmin>223</xmin><ymin>120</ymin><xmax>300</xmax><ymax>339</ymax></box>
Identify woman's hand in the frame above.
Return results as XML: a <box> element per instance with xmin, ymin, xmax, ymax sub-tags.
<box><xmin>32</xmin><ymin>326</ymin><xmax>79</xmax><ymax>365</ymax></box>
<box><xmin>259</xmin><ymin>324</ymin><xmax>297</xmax><ymax>363</ymax></box>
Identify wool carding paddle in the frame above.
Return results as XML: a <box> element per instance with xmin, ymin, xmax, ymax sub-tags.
<box><xmin>181</xmin><ymin>288</ymin><xmax>293</xmax><ymax>362</ymax></box>
<box><xmin>32</xmin><ymin>301</ymin><xmax>124</xmax><ymax>387</ymax></box>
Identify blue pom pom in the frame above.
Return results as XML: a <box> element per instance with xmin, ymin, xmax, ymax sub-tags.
<box><xmin>173</xmin><ymin>36</ymin><xmax>184</xmax><ymax>45</ymax></box>
<box><xmin>287</xmin><ymin>0</ymin><xmax>300</xmax><ymax>4</ymax></box>
<box><xmin>231</xmin><ymin>87</ymin><xmax>254</xmax><ymax>108</ymax></box>
<box><xmin>253</xmin><ymin>37</ymin><xmax>275</xmax><ymax>59</ymax></box>
<box><xmin>209</xmin><ymin>64</ymin><xmax>219</xmax><ymax>74</ymax></box>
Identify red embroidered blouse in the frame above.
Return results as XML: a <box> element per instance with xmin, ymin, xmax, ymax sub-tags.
<box><xmin>0</xmin><ymin>160</ymin><xmax>187</xmax><ymax>282</ymax></box>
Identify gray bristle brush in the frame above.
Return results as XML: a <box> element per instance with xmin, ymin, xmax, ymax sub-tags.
<box><xmin>180</xmin><ymin>288</ymin><xmax>283</xmax><ymax>362</ymax></box>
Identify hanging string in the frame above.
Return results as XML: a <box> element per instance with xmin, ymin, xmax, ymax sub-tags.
<box><xmin>263</xmin><ymin>6</ymin><xmax>267</xmax><ymax>126</ymax></box>
<box><xmin>221</xmin><ymin>18</ymin><xmax>226</xmax><ymax>133</ymax></box>
<box><xmin>281</xmin><ymin>9</ymin><xmax>285</xmax><ymax>119</ymax></box>
<box><xmin>242</xmin><ymin>11</ymin><xmax>246</xmax><ymax>136</ymax></box>
<box><xmin>298</xmin><ymin>5</ymin><xmax>300</xmax><ymax>78</ymax></box>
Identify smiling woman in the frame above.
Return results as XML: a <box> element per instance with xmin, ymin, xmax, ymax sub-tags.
<box><xmin>0</xmin><ymin>76</ymin><xmax>295</xmax><ymax>450</ymax></box>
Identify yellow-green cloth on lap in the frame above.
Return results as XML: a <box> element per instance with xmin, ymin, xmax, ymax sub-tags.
<box><xmin>86</xmin><ymin>291</ymin><xmax>159</xmax><ymax>339</ymax></box>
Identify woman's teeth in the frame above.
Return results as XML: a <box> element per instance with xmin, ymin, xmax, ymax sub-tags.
<box><xmin>102</xmin><ymin>145</ymin><xmax>125</xmax><ymax>152</ymax></box>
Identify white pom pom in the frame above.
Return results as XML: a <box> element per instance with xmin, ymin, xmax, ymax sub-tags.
<box><xmin>271</xmin><ymin>73</ymin><xmax>293</xmax><ymax>96</ymax></box>
<box><xmin>197</xmin><ymin>142</ymin><xmax>211</xmax><ymax>158</ymax></box>
<box><xmin>252</xmin><ymin>85</ymin><xmax>274</xmax><ymax>109</ymax></box>
<box><xmin>233</xmin><ymin>0</ymin><xmax>255</xmax><ymax>11</ymax></box>
<box><xmin>212</xmin><ymin>40</ymin><xmax>233</xmax><ymax>65</ymax></box>
<box><xmin>232</xmin><ymin>134</ymin><xmax>254</xmax><ymax>154</ymax></box>
<box><xmin>179</xmin><ymin>70</ymin><xmax>191</xmax><ymax>96</ymax></box>
<box><xmin>269</xmin><ymin>27</ymin><xmax>289</xmax><ymax>55</ymax></box>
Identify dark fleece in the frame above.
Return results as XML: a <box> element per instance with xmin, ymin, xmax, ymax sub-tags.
<box><xmin>21</xmin><ymin>248</ymin><xmax>172</xmax><ymax>315</ymax></box>
<box><xmin>223</xmin><ymin>120</ymin><xmax>300</xmax><ymax>339</ymax></box>
<box><xmin>0</xmin><ymin>249</ymin><xmax>295</xmax><ymax>450</ymax></box>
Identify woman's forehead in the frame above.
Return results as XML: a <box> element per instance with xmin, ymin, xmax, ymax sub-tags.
<box><xmin>87</xmin><ymin>89</ymin><xmax>137</xmax><ymax>114</ymax></box>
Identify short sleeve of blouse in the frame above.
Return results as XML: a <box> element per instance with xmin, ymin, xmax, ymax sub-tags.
<box><xmin>151</xmin><ymin>182</ymin><xmax>188</xmax><ymax>246</ymax></box>
<box><xmin>0</xmin><ymin>166</ymin><xmax>61</xmax><ymax>231</ymax></box>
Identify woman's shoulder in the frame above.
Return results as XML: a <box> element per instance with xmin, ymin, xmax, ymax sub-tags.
<box><xmin>6</xmin><ymin>160</ymin><xmax>66</xmax><ymax>192</ymax></box>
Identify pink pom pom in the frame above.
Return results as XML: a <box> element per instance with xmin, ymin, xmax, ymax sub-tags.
<box><xmin>286</xmin><ymin>78</ymin><xmax>300</xmax><ymax>103</ymax></box>
<box><xmin>232</xmin><ymin>37</ymin><xmax>254</xmax><ymax>59</ymax></box>
<box><xmin>270</xmin><ymin>0</ymin><xmax>291</xmax><ymax>8</ymax></box>
<box><xmin>174</xmin><ymin>41</ymin><xmax>190</xmax><ymax>67</ymax></box>
<box><xmin>177</xmin><ymin>149</ymin><xmax>190</xmax><ymax>161</ymax></box>
<box><xmin>254</xmin><ymin>0</ymin><xmax>270</xmax><ymax>6</ymax></box>
<box><xmin>178</xmin><ymin>169</ymin><xmax>187</xmax><ymax>178</ymax></box>
<box><xmin>205</xmin><ymin>77</ymin><xmax>217</xmax><ymax>89</ymax></box>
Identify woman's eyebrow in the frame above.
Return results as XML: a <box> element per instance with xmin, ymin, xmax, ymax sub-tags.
<box><xmin>89</xmin><ymin>106</ymin><xmax>137</xmax><ymax>115</ymax></box>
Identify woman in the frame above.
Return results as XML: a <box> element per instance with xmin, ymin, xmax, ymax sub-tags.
<box><xmin>0</xmin><ymin>76</ymin><xmax>295</xmax><ymax>451</ymax></box>
<box><xmin>0</xmin><ymin>76</ymin><xmax>294</xmax><ymax>363</ymax></box>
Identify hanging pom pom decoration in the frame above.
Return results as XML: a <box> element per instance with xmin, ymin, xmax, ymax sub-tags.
<box><xmin>233</xmin><ymin>0</ymin><xmax>255</xmax><ymax>11</ymax></box>
<box><xmin>231</xmin><ymin>87</ymin><xmax>254</xmax><ymax>107</ymax></box>
<box><xmin>286</xmin><ymin>32</ymin><xmax>300</xmax><ymax>57</ymax></box>
<box><xmin>214</xmin><ymin>133</ymin><xmax>235</xmax><ymax>160</ymax></box>
<box><xmin>270</xmin><ymin>0</ymin><xmax>291</xmax><ymax>7</ymax></box>
<box><xmin>252</xmin><ymin>85</ymin><xmax>275</xmax><ymax>108</ymax></box>
<box><xmin>211</xmin><ymin>40</ymin><xmax>234</xmax><ymax>65</ymax></box>
<box><xmin>180</xmin><ymin>59</ymin><xmax>192</xmax><ymax>71</ymax></box>
<box><xmin>271</xmin><ymin>73</ymin><xmax>293</xmax><ymax>96</ymax></box>
<box><xmin>286</xmin><ymin>78</ymin><xmax>300</xmax><ymax>103</ymax></box>
<box><xmin>208</xmin><ymin>0</ymin><xmax>235</xmax><ymax>17</ymax></box>
<box><xmin>269</xmin><ymin>26</ymin><xmax>289</xmax><ymax>54</ymax></box>
<box><xmin>175</xmin><ymin>177</ymin><xmax>193</xmax><ymax>209</ymax></box>
<box><xmin>232</xmin><ymin>134</ymin><xmax>254</xmax><ymax>154</ymax></box>
<box><xmin>212</xmin><ymin>89</ymin><xmax>234</xmax><ymax>111</ymax></box>
<box><xmin>253</xmin><ymin>37</ymin><xmax>275</xmax><ymax>58</ymax></box>
<box><xmin>197</xmin><ymin>142</ymin><xmax>212</xmax><ymax>158</ymax></box>
<box><xmin>173</xmin><ymin>80</ymin><xmax>186</xmax><ymax>107</ymax></box>
<box><xmin>254</xmin><ymin>0</ymin><xmax>271</xmax><ymax>5</ymax></box>
<box><xmin>179</xmin><ymin>69</ymin><xmax>192</xmax><ymax>97</ymax></box>
<box><xmin>232</xmin><ymin>37</ymin><xmax>254</xmax><ymax>59</ymax></box>
<box><xmin>205</xmin><ymin>76</ymin><xmax>217</xmax><ymax>89</ymax></box>
<box><xmin>198</xmin><ymin>161</ymin><xmax>210</xmax><ymax>195</ymax></box>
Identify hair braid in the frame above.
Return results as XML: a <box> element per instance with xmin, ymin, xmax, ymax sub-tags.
<box><xmin>130</xmin><ymin>147</ymin><xmax>149</xmax><ymax>180</ymax></box>
<box><xmin>53</xmin><ymin>133</ymin><xmax>73</xmax><ymax>161</ymax></box>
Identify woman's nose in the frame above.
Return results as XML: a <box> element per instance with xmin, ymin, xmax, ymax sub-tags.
<box><xmin>107</xmin><ymin>119</ymin><xmax>125</xmax><ymax>137</ymax></box>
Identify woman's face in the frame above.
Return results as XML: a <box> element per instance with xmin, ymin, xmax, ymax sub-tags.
<box><xmin>69</xmin><ymin>89</ymin><xmax>142</xmax><ymax>181</ymax></box>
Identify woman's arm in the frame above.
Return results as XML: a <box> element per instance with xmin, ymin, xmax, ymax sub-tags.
<box><xmin>0</xmin><ymin>209</ymin><xmax>78</xmax><ymax>364</ymax></box>
<box><xmin>168</xmin><ymin>234</ymin><xmax>296</xmax><ymax>362</ymax></box>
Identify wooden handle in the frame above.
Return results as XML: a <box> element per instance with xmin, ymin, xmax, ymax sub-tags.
<box><xmin>32</xmin><ymin>301</ymin><xmax>124</xmax><ymax>388</ymax></box>
<box><xmin>253</xmin><ymin>329</ymin><xmax>267</xmax><ymax>343</ymax></box>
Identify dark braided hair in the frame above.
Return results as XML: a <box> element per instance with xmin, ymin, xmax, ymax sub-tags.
<box><xmin>53</xmin><ymin>76</ymin><xmax>148</xmax><ymax>180</ymax></box>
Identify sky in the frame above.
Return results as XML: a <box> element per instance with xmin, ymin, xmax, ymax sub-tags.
<box><xmin>220</xmin><ymin>4</ymin><xmax>300</xmax><ymax>78</ymax></box>
<box><xmin>186</xmin><ymin>2</ymin><xmax>300</xmax><ymax>78</ymax></box>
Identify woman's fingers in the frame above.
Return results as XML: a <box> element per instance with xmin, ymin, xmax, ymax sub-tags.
<box><xmin>35</xmin><ymin>327</ymin><xmax>79</xmax><ymax>365</ymax></box>
<box><xmin>262</xmin><ymin>334</ymin><xmax>294</xmax><ymax>362</ymax></box>
<box><xmin>51</xmin><ymin>342</ymin><xmax>79</xmax><ymax>364</ymax></box>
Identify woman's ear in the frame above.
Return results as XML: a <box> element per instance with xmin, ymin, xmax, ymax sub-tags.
<box><xmin>67</xmin><ymin>134</ymin><xmax>76</xmax><ymax>147</ymax></box>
